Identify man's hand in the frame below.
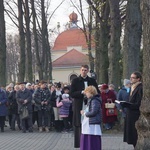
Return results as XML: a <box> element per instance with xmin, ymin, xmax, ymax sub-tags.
<box><xmin>44</xmin><ymin>101</ymin><xmax>48</xmax><ymax>105</ymax></box>
<box><xmin>81</xmin><ymin>90</ymin><xmax>85</xmax><ymax>95</ymax></box>
<box><xmin>24</xmin><ymin>100</ymin><xmax>28</xmax><ymax>104</ymax></box>
<box><xmin>41</xmin><ymin>101</ymin><xmax>44</xmax><ymax>105</ymax></box>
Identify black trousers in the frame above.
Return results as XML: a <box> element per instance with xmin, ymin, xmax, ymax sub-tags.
<box><xmin>11</xmin><ymin>114</ymin><xmax>20</xmax><ymax>129</ymax></box>
<box><xmin>63</xmin><ymin>117</ymin><xmax>69</xmax><ymax>130</ymax></box>
<box><xmin>0</xmin><ymin>116</ymin><xmax>5</xmax><ymax>129</ymax></box>
<box><xmin>74</xmin><ymin>126</ymin><xmax>81</xmax><ymax>148</ymax></box>
<box><xmin>38</xmin><ymin>110</ymin><xmax>49</xmax><ymax>127</ymax></box>
<box><xmin>21</xmin><ymin>113</ymin><xmax>32</xmax><ymax>131</ymax></box>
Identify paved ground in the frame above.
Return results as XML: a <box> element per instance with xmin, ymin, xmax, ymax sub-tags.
<box><xmin>0</xmin><ymin>126</ymin><xmax>134</xmax><ymax>150</ymax></box>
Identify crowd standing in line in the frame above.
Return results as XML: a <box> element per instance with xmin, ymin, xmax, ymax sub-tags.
<box><xmin>0</xmin><ymin>66</ymin><xmax>143</xmax><ymax>150</ymax></box>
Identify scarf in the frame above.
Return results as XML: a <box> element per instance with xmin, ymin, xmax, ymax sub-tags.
<box><xmin>130</xmin><ymin>81</ymin><xmax>141</xmax><ymax>96</ymax></box>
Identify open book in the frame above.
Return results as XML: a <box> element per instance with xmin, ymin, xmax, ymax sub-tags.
<box><xmin>115</xmin><ymin>100</ymin><xmax>132</xmax><ymax>105</ymax></box>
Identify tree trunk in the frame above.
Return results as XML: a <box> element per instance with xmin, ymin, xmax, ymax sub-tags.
<box><xmin>108</xmin><ymin>0</ymin><xmax>121</xmax><ymax>88</ymax></box>
<box><xmin>41</xmin><ymin>0</ymin><xmax>48</xmax><ymax>80</ymax></box>
<box><xmin>0</xmin><ymin>0</ymin><xmax>6</xmax><ymax>87</ymax></box>
<box><xmin>45</xmin><ymin>31</ymin><xmax>52</xmax><ymax>82</ymax></box>
<box><xmin>24</xmin><ymin>0</ymin><xmax>33</xmax><ymax>82</ymax></box>
<box><xmin>18</xmin><ymin>0</ymin><xmax>25</xmax><ymax>82</ymax></box>
<box><xmin>122</xmin><ymin>0</ymin><xmax>142</xmax><ymax>79</ymax></box>
<box><xmin>79</xmin><ymin>0</ymin><xmax>94</xmax><ymax>71</ymax></box>
<box><xmin>135</xmin><ymin>1</ymin><xmax>150</xmax><ymax>149</ymax></box>
<box><xmin>30</xmin><ymin>0</ymin><xmax>43</xmax><ymax>80</ymax></box>
<box><xmin>95</xmin><ymin>0</ymin><xmax>110</xmax><ymax>84</ymax></box>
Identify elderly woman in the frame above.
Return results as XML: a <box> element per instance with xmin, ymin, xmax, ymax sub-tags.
<box><xmin>80</xmin><ymin>85</ymin><xmax>102</xmax><ymax>150</ymax></box>
<box><xmin>0</xmin><ymin>86</ymin><xmax>7</xmax><ymax>132</ymax></box>
<box><xmin>101</xmin><ymin>84</ymin><xmax>117</xmax><ymax>130</ymax></box>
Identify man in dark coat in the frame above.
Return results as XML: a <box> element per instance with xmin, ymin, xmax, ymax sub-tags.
<box><xmin>70</xmin><ymin>65</ymin><xmax>100</xmax><ymax>148</ymax></box>
<box><xmin>122</xmin><ymin>71</ymin><xmax>143</xmax><ymax>148</ymax></box>
<box><xmin>16</xmin><ymin>82</ymin><xmax>33</xmax><ymax>133</ymax></box>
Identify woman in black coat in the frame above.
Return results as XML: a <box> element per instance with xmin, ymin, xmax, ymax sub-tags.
<box><xmin>122</xmin><ymin>72</ymin><xmax>143</xmax><ymax>148</ymax></box>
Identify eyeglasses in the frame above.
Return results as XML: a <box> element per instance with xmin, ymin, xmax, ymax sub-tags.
<box><xmin>130</xmin><ymin>76</ymin><xmax>137</xmax><ymax>79</ymax></box>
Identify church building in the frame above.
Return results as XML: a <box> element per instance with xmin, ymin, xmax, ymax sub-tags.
<box><xmin>52</xmin><ymin>12</ymin><xmax>95</xmax><ymax>83</ymax></box>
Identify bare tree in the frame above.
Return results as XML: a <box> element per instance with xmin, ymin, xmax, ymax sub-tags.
<box><xmin>6</xmin><ymin>34</ymin><xmax>20</xmax><ymax>83</ymax></box>
<box><xmin>30</xmin><ymin>0</ymin><xmax>43</xmax><ymax>80</ymax></box>
<box><xmin>18</xmin><ymin>0</ymin><xmax>26</xmax><ymax>82</ymax></box>
<box><xmin>122</xmin><ymin>0</ymin><xmax>142</xmax><ymax>79</ymax></box>
<box><xmin>87</xmin><ymin>0</ymin><xmax>110</xmax><ymax>84</ymax></box>
<box><xmin>108</xmin><ymin>0</ymin><xmax>121</xmax><ymax>88</ymax></box>
<box><xmin>24</xmin><ymin>0</ymin><xmax>33</xmax><ymax>82</ymax></box>
<box><xmin>135</xmin><ymin>1</ymin><xmax>150</xmax><ymax>149</ymax></box>
<box><xmin>0</xmin><ymin>0</ymin><xmax>6</xmax><ymax>86</ymax></box>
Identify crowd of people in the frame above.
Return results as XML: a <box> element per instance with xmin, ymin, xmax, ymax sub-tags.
<box><xmin>0</xmin><ymin>81</ymin><xmax>73</xmax><ymax>134</ymax></box>
<box><xmin>0</xmin><ymin>65</ymin><xmax>143</xmax><ymax>150</ymax></box>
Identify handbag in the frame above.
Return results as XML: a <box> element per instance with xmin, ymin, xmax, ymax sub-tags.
<box><xmin>20</xmin><ymin>106</ymin><xmax>29</xmax><ymax>119</ymax></box>
<box><xmin>106</xmin><ymin>108</ymin><xmax>117</xmax><ymax>116</ymax></box>
<box><xmin>105</xmin><ymin>102</ymin><xmax>115</xmax><ymax>108</ymax></box>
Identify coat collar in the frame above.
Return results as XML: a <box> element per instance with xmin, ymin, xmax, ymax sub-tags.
<box><xmin>129</xmin><ymin>83</ymin><xmax>142</xmax><ymax>100</ymax></box>
<box><xmin>79</xmin><ymin>75</ymin><xmax>90</xmax><ymax>81</ymax></box>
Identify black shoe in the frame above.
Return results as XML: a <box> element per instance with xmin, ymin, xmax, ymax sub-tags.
<box><xmin>11</xmin><ymin>128</ymin><xmax>16</xmax><ymax>131</ymax></box>
<box><xmin>29</xmin><ymin>129</ymin><xmax>33</xmax><ymax>133</ymax></box>
<box><xmin>22</xmin><ymin>130</ymin><xmax>26</xmax><ymax>133</ymax></box>
<box><xmin>1</xmin><ymin>128</ymin><xmax>4</xmax><ymax>132</ymax></box>
<box><xmin>18</xmin><ymin>126</ymin><xmax>22</xmax><ymax>130</ymax></box>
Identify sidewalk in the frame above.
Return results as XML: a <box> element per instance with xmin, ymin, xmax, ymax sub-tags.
<box><xmin>0</xmin><ymin>126</ymin><xmax>134</xmax><ymax>150</ymax></box>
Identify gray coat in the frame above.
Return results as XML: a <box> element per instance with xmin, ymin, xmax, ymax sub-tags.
<box><xmin>16</xmin><ymin>88</ymin><xmax>32</xmax><ymax>113</ymax></box>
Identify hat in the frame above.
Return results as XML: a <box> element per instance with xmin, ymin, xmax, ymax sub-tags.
<box><xmin>8</xmin><ymin>83</ymin><xmax>14</xmax><ymax>88</ymax></box>
<box><xmin>98</xmin><ymin>84</ymin><xmax>102</xmax><ymax>88</ymax></box>
<box><xmin>123</xmin><ymin>79</ymin><xmax>131</xmax><ymax>86</ymax></box>
<box><xmin>6</xmin><ymin>85</ymin><xmax>13</xmax><ymax>91</ymax></box>
<box><xmin>26</xmin><ymin>82</ymin><xmax>31</xmax><ymax>88</ymax></box>
<box><xmin>56</xmin><ymin>82</ymin><xmax>61</xmax><ymax>88</ymax></box>
<box><xmin>62</xmin><ymin>94</ymin><xmax>69</xmax><ymax>99</ymax></box>
<box><xmin>101</xmin><ymin>84</ymin><xmax>108</xmax><ymax>90</ymax></box>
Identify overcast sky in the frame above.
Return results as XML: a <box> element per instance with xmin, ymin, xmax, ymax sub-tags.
<box><xmin>5</xmin><ymin>0</ymin><xmax>88</xmax><ymax>34</ymax></box>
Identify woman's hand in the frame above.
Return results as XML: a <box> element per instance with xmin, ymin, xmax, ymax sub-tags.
<box><xmin>80</xmin><ymin>110</ymin><xmax>84</xmax><ymax>115</ymax></box>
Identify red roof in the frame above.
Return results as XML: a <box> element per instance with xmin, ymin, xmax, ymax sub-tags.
<box><xmin>52</xmin><ymin>28</ymin><xmax>94</xmax><ymax>51</ymax></box>
<box><xmin>52</xmin><ymin>49</ymin><xmax>89</xmax><ymax>67</ymax></box>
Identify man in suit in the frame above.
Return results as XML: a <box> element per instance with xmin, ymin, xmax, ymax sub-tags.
<box><xmin>70</xmin><ymin>65</ymin><xmax>100</xmax><ymax>148</ymax></box>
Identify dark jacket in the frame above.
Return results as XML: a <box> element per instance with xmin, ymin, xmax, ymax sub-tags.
<box><xmin>123</xmin><ymin>83</ymin><xmax>143</xmax><ymax>146</ymax></box>
<box><xmin>117</xmin><ymin>87</ymin><xmax>130</xmax><ymax>117</ymax></box>
<box><xmin>50</xmin><ymin>90</ymin><xmax>57</xmax><ymax>107</ymax></box>
<box><xmin>16</xmin><ymin>88</ymin><xmax>32</xmax><ymax>114</ymax></box>
<box><xmin>70</xmin><ymin>75</ymin><xmax>99</xmax><ymax>126</ymax></box>
<box><xmin>0</xmin><ymin>89</ymin><xmax>7</xmax><ymax>116</ymax></box>
<box><xmin>7</xmin><ymin>90</ymin><xmax>18</xmax><ymax>114</ymax></box>
<box><xmin>33</xmin><ymin>87</ymin><xmax>51</xmax><ymax>111</ymax></box>
<box><xmin>85</xmin><ymin>95</ymin><xmax>102</xmax><ymax>125</ymax></box>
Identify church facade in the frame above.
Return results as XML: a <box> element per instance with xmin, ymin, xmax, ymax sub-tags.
<box><xmin>52</xmin><ymin>12</ymin><xmax>95</xmax><ymax>84</ymax></box>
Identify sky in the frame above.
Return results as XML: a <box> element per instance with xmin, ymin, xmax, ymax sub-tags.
<box><xmin>5</xmin><ymin>0</ymin><xmax>88</xmax><ymax>35</ymax></box>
